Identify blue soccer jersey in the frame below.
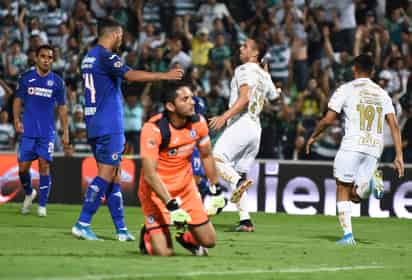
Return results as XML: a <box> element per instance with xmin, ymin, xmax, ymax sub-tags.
<box><xmin>16</xmin><ymin>68</ymin><xmax>66</xmax><ymax>138</ymax></box>
<box><xmin>80</xmin><ymin>45</ymin><xmax>130</xmax><ymax>138</ymax></box>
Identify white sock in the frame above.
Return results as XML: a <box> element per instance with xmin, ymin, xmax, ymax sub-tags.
<box><xmin>215</xmin><ymin>160</ymin><xmax>241</xmax><ymax>188</ymax></box>
<box><xmin>355</xmin><ymin>182</ymin><xmax>371</xmax><ymax>199</ymax></box>
<box><xmin>238</xmin><ymin>192</ymin><xmax>250</xmax><ymax>221</ymax></box>
<box><xmin>336</xmin><ymin>201</ymin><xmax>352</xmax><ymax>235</ymax></box>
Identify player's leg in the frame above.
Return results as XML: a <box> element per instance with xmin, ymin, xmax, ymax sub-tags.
<box><xmin>355</xmin><ymin>155</ymin><xmax>382</xmax><ymax>200</ymax></box>
<box><xmin>175</xmin><ymin>185</ymin><xmax>215</xmax><ymax>256</ymax></box>
<box><xmin>37</xmin><ymin>158</ymin><xmax>51</xmax><ymax>217</ymax></box>
<box><xmin>36</xmin><ymin>136</ymin><xmax>55</xmax><ymax>217</ymax></box>
<box><xmin>106</xmin><ymin>167</ymin><xmax>135</xmax><ymax>241</ymax></box>
<box><xmin>73</xmin><ymin>135</ymin><xmax>118</xmax><ymax>240</ymax></box>
<box><xmin>18</xmin><ymin>137</ymin><xmax>37</xmax><ymax>214</ymax></box>
<box><xmin>334</xmin><ymin>150</ymin><xmax>358</xmax><ymax>245</ymax></box>
<box><xmin>139</xmin><ymin>194</ymin><xmax>173</xmax><ymax>256</ymax></box>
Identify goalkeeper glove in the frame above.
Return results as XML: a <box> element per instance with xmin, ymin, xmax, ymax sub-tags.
<box><xmin>166</xmin><ymin>198</ymin><xmax>191</xmax><ymax>227</ymax></box>
<box><xmin>207</xmin><ymin>183</ymin><xmax>227</xmax><ymax>216</ymax></box>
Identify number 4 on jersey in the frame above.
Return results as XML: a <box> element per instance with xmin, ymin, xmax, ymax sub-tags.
<box><xmin>83</xmin><ymin>73</ymin><xmax>96</xmax><ymax>104</ymax></box>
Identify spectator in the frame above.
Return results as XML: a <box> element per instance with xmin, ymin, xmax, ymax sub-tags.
<box><xmin>4</xmin><ymin>40</ymin><xmax>27</xmax><ymax>82</ymax></box>
<box><xmin>123</xmin><ymin>95</ymin><xmax>143</xmax><ymax>155</ymax></box>
<box><xmin>0</xmin><ymin>110</ymin><xmax>15</xmax><ymax>151</ymax></box>
<box><xmin>197</xmin><ymin>0</ymin><xmax>231</xmax><ymax>30</ymax></box>
<box><xmin>0</xmin><ymin>79</ymin><xmax>13</xmax><ymax>109</ymax></box>
<box><xmin>167</xmin><ymin>38</ymin><xmax>192</xmax><ymax>71</ymax></box>
<box><xmin>191</xmin><ymin>27</ymin><xmax>214</xmax><ymax>69</ymax></box>
<box><xmin>70</xmin><ymin>104</ymin><xmax>91</xmax><ymax>153</ymax></box>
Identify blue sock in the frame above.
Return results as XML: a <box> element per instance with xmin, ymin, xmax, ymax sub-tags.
<box><xmin>107</xmin><ymin>183</ymin><xmax>126</xmax><ymax>231</ymax></box>
<box><xmin>19</xmin><ymin>172</ymin><xmax>32</xmax><ymax>196</ymax></box>
<box><xmin>199</xmin><ymin>177</ymin><xmax>210</xmax><ymax>197</ymax></box>
<box><xmin>39</xmin><ymin>175</ymin><xmax>51</xmax><ymax>207</ymax></box>
<box><xmin>78</xmin><ymin>176</ymin><xmax>109</xmax><ymax>225</ymax></box>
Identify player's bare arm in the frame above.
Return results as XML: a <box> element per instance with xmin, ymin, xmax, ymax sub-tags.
<box><xmin>198</xmin><ymin>141</ymin><xmax>219</xmax><ymax>186</ymax></box>
<box><xmin>124</xmin><ymin>68</ymin><xmax>184</xmax><ymax>82</ymax></box>
<box><xmin>306</xmin><ymin>110</ymin><xmax>338</xmax><ymax>154</ymax></box>
<box><xmin>58</xmin><ymin>105</ymin><xmax>72</xmax><ymax>156</ymax></box>
<box><xmin>141</xmin><ymin>157</ymin><xmax>172</xmax><ymax>204</ymax></box>
<box><xmin>209</xmin><ymin>84</ymin><xmax>249</xmax><ymax>130</ymax></box>
<box><xmin>385</xmin><ymin>113</ymin><xmax>405</xmax><ymax>178</ymax></box>
<box><xmin>12</xmin><ymin>97</ymin><xmax>23</xmax><ymax>133</ymax></box>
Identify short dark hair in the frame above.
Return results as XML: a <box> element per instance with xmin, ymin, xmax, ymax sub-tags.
<box><xmin>251</xmin><ymin>38</ymin><xmax>268</xmax><ymax>63</ymax></box>
<box><xmin>353</xmin><ymin>54</ymin><xmax>374</xmax><ymax>75</ymax></box>
<box><xmin>162</xmin><ymin>82</ymin><xmax>189</xmax><ymax>106</ymax></box>
<box><xmin>98</xmin><ymin>18</ymin><xmax>122</xmax><ymax>37</ymax></box>
<box><xmin>36</xmin><ymin>44</ymin><xmax>54</xmax><ymax>56</ymax></box>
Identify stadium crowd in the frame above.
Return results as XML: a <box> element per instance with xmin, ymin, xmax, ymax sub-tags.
<box><xmin>0</xmin><ymin>0</ymin><xmax>411</xmax><ymax>162</ymax></box>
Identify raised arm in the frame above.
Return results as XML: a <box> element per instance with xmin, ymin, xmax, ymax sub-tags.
<box><xmin>124</xmin><ymin>68</ymin><xmax>184</xmax><ymax>82</ymax></box>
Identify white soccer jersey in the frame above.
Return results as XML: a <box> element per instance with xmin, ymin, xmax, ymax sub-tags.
<box><xmin>229</xmin><ymin>62</ymin><xmax>278</xmax><ymax>122</ymax></box>
<box><xmin>328</xmin><ymin>77</ymin><xmax>395</xmax><ymax>158</ymax></box>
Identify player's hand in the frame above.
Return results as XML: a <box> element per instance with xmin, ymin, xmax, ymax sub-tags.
<box><xmin>305</xmin><ymin>137</ymin><xmax>316</xmax><ymax>155</ymax></box>
<box><xmin>14</xmin><ymin>120</ymin><xmax>23</xmax><ymax>134</ymax></box>
<box><xmin>167</xmin><ymin>199</ymin><xmax>191</xmax><ymax>228</ymax></box>
<box><xmin>393</xmin><ymin>156</ymin><xmax>405</xmax><ymax>178</ymax></box>
<box><xmin>61</xmin><ymin>130</ymin><xmax>73</xmax><ymax>157</ymax></box>
<box><xmin>164</xmin><ymin>68</ymin><xmax>184</xmax><ymax>80</ymax></box>
<box><xmin>209</xmin><ymin>115</ymin><xmax>227</xmax><ymax>131</ymax></box>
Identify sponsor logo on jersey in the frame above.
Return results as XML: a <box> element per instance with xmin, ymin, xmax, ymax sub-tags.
<box><xmin>28</xmin><ymin>78</ymin><xmax>36</xmax><ymax>83</ymax></box>
<box><xmin>27</xmin><ymin>87</ymin><xmax>53</xmax><ymax>98</ymax></box>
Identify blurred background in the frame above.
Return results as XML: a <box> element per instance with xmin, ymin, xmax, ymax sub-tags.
<box><xmin>0</xmin><ymin>0</ymin><xmax>411</xmax><ymax>163</ymax></box>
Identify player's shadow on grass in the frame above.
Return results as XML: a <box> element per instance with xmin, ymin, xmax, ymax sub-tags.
<box><xmin>313</xmin><ymin>235</ymin><xmax>374</xmax><ymax>245</ymax></box>
<box><xmin>212</xmin><ymin>223</ymin><xmax>238</xmax><ymax>232</ymax></box>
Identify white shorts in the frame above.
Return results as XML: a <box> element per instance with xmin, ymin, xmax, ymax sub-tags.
<box><xmin>333</xmin><ymin>150</ymin><xmax>378</xmax><ymax>186</ymax></box>
<box><xmin>213</xmin><ymin>115</ymin><xmax>261</xmax><ymax>173</ymax></box>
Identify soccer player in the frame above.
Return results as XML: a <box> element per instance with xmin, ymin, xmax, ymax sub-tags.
<box><xmin>139</xmin><ymin>84</ymin><xmax>220</xmax><ymax>256</ymax></box>
<box><xmin>306</xmin><ymin>54</ymin><xmax>404</xmax><ymax>245</ymax></box>
<box><xmin>13</xmin><ymin>44</ymin><xmax>70</xmax><ymax>217</ymax></box>
<box><xmin>209</xmin><ymin>38</ymin><xmax>279</xmax><ymax>232</ymax></box>
<box><xmin>71</xmin><ymin>19</ymin><xmax>183</xmax><ymax>241</ymax></box>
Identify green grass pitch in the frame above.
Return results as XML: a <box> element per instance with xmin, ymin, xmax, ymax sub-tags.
<box><xmin>0</xmin><ymin>203</ymin><xmax>411</xmax><ymax>280</ymax></box>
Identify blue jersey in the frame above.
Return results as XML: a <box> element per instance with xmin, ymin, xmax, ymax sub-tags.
<box><xmin>16</xmin><ymin>68</ymin><xmax>66</xmax><ymax>138</ymax></box>
<box><xmin>80</xmin><ymin>45</ymin><xmax>131</xmax><ymax>138</ymax></box>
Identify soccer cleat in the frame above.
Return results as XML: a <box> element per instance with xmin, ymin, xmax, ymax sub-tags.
<box><xmin>71</xmin><ymin>222</ymin><xmax>101</xmax><ymax>241</ymax></box>
<box><xmin>234</xmin><ymin>219</ymin><xmax>255</xmax><ymax>232</ymax></box>
<box><xmin>371</xmin><ymin>170</ymin><xmax>384</xmax><ymax>199</ymax></box>
<box><xmin>336</xmin><ymin>233</ymin><xmax>356</xmax><ymax>245</ymax></box>
<box><xmin>175</xmin><ymin>232</ymin><xmax>208</xmax><ymax>256</ymax></box>
<box><xmin>37</xmin><ymin>206</ymin><xmax>47</xmax><ymax>217</ymax></box>
<box><xmin>230</xmin><ymin>179</ymin><xmax>253</xmax><ymax>204</ymax></box>
<box><xmin>116</xmin><ymin>229</ymin><xmax>136</xmax><ymax>241</ymax></box>
<box><xmin>21</xmin><ymin>189</ymin><xmax>37</xmax><ymax>215</ymax></box>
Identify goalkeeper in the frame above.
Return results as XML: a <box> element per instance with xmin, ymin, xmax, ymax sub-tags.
<box><xmin>138</xmin><ymin>83</ymin><xmax>223</xmax><ymax>256</ymax></box>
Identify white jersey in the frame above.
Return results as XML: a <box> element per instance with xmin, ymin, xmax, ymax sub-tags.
<box><xmin>229</xmin><ymin>62</ymin><xmax>278</xmax><ymax>123</ymax></box>
<box><xmin>328</xmin><ymin>77</ymin><xmax>395</xmax><ymax>158</ymax></box>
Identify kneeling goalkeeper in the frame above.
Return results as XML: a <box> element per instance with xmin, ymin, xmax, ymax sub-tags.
<box><xmin>138</xmin><ymin>83</ymin><xmax>225</xmax><ymax>256</ymax></box>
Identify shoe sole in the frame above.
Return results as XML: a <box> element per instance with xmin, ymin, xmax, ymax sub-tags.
<box><xmin>230</xmin><ymin>180</ymin><xmax>253</xmax><ymax>204</ymax></box>
<box><xmin>235</xmin><ymin>226</ymin><xmax>255</xmax><ymax>232</ymax></box>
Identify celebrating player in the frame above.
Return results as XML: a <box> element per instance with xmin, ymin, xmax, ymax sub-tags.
<box><xmin>209</xmin><ymin>38</ymin><xmax>279</xmax><ymax>232</ymax></box>
<box><xmin>306</xmin><ymin>54</ymin><xmax>404</xmax><ymax>245</ymax></box>
<box><xmin>139</xmin><ymin>84</ymin><xmax>220</xmax><ymax>256</ymax></box>
<box><xmin>71</xmin><ymin>19</ymin><xmax>183</xmax><ymax>241</ymax></box>
<box><xmin>13</xmin><ymin>44</ymin><xmax>70</xmax><ymax>217</ymax></box>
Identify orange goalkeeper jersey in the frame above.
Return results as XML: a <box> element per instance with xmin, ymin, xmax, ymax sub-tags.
<box><xmin>138</xmin><ymin>113</ymin><xmax>210</xmax><ymax>195</ymax></box>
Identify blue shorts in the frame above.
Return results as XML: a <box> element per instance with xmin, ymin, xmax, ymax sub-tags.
<box><xmin>18</xmin><ymin>136</ymin><xmax>55</xmax><ymax>163</ymax></box>
<box><xmin>191</xmin><ymin>148</ymin><xmax>205</xmax><ymax>177</ymax></box>
<box><xmin>88</xmin><ymin>133</ymin><xmax>125</xmax><ymax>166</ymax></box>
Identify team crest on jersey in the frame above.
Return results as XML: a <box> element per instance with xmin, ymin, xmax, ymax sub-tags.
<box><xmin>47</xmin><ymin>80</ymin><xmax>54</xmax><ymax>87</ymax></box>
<box><xmin>190</xmin><ymin>129</ymin><xmax>197</xmax><ymax>138</ymax></box>
<box><xmin>112</xmin><ymin>153</ymin><xmax>119</xmax><ymax>160</ymax></box>
<box><xmin>114</xmin><ymin>61</ymin><xmax>122</xmax><ymax>68</ymax></box>
<box><xmin>147</xmin><ymin>215</ymin><xmax>155</xmax><ymax>224</ymax></box>
<box><xmin>168</xmin><ymin>148</ymin><xmax>177</xmax><ymax>156</ymax></box>
<box><xmin>147</xmin><ymin>139</ymin><xmax>156</xmax><ymax>148</ymax></box>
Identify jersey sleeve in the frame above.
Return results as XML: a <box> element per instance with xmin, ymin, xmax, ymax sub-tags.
<box><xmin>237</xmin><ymin>65</ymin><xmax>257</xmax><ymax>88</ymax></box>
<box><xmin>328</xmin><ymin>85</ymin><xmax>346</xmax><ymax>113</ymax></box>
<box><xmin>140</xmin><ymin>122</ymin><xmax>162</xmax><ymax>161</ymax></box>
<box><xmin>55</xmin><ymin>76</ymin><xmax>67</xmax><ymax>105</ymax></box>
<box><xmin>15</xmin><ymin>76</ymin><xmax>26</xmax><ymax>99</ymax></box>
<box><xmin>102</xmin><ymin>53</ymin><xmax>131</xmax><ymax>79</ymax></box>
<box><xmin>382</xmin><ymin>92</ymin><xmax>395</xmax><ymax>116</ymax></box>
<box><xmin>196</xmin><ymin>116</ymin><xmax>210</xmax><ymax>147</ymax></box>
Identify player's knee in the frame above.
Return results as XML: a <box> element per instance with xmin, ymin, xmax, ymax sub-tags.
<box><xmin>198</xmin><ymin>233</ymin><xmax>216</xmax><ymax>248</ymax></box>
<box><xmin>153</xmin><ymin>247</ymin><xmax>173</xmax><ymax>257</ymax></box>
